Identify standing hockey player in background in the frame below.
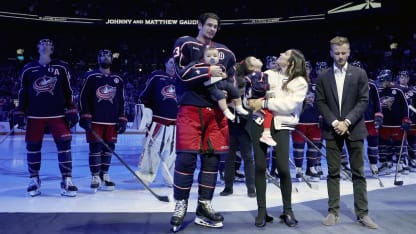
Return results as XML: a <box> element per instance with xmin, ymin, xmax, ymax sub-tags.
<box><xmin>135</xmin><ymin>57</ymin><xmax>178</xmax><ymax>186</ymax></box>
<box><xmin>377</xmin><ymin>69</ymin><xmax>410</xmax><ymax>175</ymax></box>
<box><xmin>13</xmin><ymin>38</ymin><xmax>79</xmax><ymax>197</ymax></box>
<box><xmin>292</xmin><ymin>60</ymin><xmax>322</xmax><ymax>182</ymax></box>
<box><xmin>170</xmin><ymin>12</ymin><xmax>236</xmax><ymax>231</ymax></box>
<box><xmin>353</xmin><ymin>61</ymin><xmax>383</xmax><ymax>175</ymax></box>
<box><xmin>395</xmin><ymin>70</ymin><xmax>416</xmax><ymax>172</ymax></box>
<box><xmin>78</xmin><ymin>49</ymin><xmax>127</xmax><ymax>192</ymax></box>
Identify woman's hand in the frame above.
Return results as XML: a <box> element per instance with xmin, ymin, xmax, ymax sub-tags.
<box><xmin>247</xmin><ymin>98</ymin><xmax>263</xmax><ymax>112</ymax></box>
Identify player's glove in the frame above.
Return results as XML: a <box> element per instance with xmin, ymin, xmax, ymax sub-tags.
<box><xmin>117</xmin><ymin>116</ymin><xmax>128</xmax><ymax>134</ymax></box>
<box><xmin>79</xmin><ymin>114</ymin><xmax>92</xmax><ymax>131</ymax></box>
<box><xmin>64</xmin><ymin>107</ymin><xmax>79</xmax><ymax>128</ymax></box>
<box><xmin>401</xmin><ymin>117</ymin><xmax>412</xmax><ymax>132</ymax></box>
<box><xmin>12</xmin><ymin>109</ymin><xmax>25</xmax><ymax>128</ymax></box>
<box><xmin>374</xmin><ymin>112</ymin><xmax>383</xmax><ymax>129</ymax></box>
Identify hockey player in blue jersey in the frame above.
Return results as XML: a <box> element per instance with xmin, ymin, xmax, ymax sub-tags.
<box><xmin>395</xmin><ymin>70</ymin><xmax>415</xmax><ymax>172</ymax></box>
<box><xmin>170</xmin><ymin>12</ymin><xmax>236</xmax><ymax>231</ymax></box>
<box><xmin>78</xmin><ymin>49</ymin><xmax>127</xmax><ymax>192</ymax></box>
<box><xmin>352</xmin><ymin>61</ymin><xmax>383</xmax><ymax>176</ymax></box>
<box><xmin>377</xmin><ymin>69</ymin><xmax>411</xmax><ymax>175</ymax></box>
<box><xmin>13</xmin><ymin>38</ymin><xmax>78</xmax><ymax>197</ymax></box>
<box><xmin>135</xmin><ymin>57</ymin><xmax>178</xmax><ymax>187</ymax></box>
<box><xmin>292</xmin><ymin>61</ymin><xmax>322</xmax><ymax>182</ymax></box>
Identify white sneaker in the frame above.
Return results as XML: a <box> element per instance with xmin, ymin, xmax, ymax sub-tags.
<box><xmin>260</xmin><ymin>134</ymin><xmax>276</xmax><ymax>146</ymax></box>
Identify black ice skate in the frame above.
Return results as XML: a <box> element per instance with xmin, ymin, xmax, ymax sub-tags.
<box><xmin>100</xmin><ymin>173</ymin><xmax>115</xmax><ymax>191</ymax></box>
<box><xmin>170</xmin><ymin>199</ymin><xmax>188</xmax><ymax>232</ymax></box>
<box><xmin>194</xmin><ymin>200</ymin><xmax>224</xmax><ymax>228</ymax></box>
<box><xmin>90</xmin><ymin>175</ymin><xmax>101</xmax><ymax>193</ymax></box>
<box><xmin>27</xmin><ymin>176</ymin><xmax>41</xmax><ymax>197</ymax></box>
<box><xmin>60</xmin><ymin>177</ymin><xmax>78</xmax><ymax>197</ymax></box>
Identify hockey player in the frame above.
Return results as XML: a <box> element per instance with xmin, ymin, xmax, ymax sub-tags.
<box><xmin>13</xmin><ymin>38</ymin><xmax>78</xmax><ymax>197</ymax></box>
<box><xmin>354</xmin><ymin>61</ymin><xmax>383</xmax><ymax>175</ymax></box>
<box><xmin>395</xmin><ymin>70</ymin><xmax>415</xmax><ymax>172</ymax></box>
<box><xmin>292</xmin><ymin>61</ymin><xmax>322</xmax><ymax>182</ymax></box>
<box><xmin>135</xmin><ymin>57</ymin><xmax>178</xmax><ymax>186</ymax></box>
<box><xmin>170</xmin><ymin>12</ymin><xmax>236</xmax><ymax>231</ymax></box>
<box><xmin>377</xmin><ymin>69</ymin><xmax>411</xmax><ymax>175</ymax></box>
<box><xmin>78</xmin><ymin>49</ymin><xmax>127</xmax><ymax>192</ymax></box>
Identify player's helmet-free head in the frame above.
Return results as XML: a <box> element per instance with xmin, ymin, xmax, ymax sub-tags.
<box><xmin>97</xmin><ymin>49</ymin><xmax>113</xmax><ymax>68</ymax></box>
<box><xmin>37</xmin><ymin>38</ymin><xmax>54</xmax><ymax>52</ymax></box>
<box><xmin>377</xmin><ymin>69</ymin><xmax>393</xmax><ymax>82</ymax></box>
<box><xmin>397</xmin><ymin>70</ymin><xmax>410</xmax><ymax>79</ymax></box>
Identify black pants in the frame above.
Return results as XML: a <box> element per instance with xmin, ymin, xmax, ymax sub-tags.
<box><xmin>251</xmin><ymin>120</ymin><xmax>293</xmax><ymax>215</ymax></box>
<box><xmin>223</xmin><ymin>119</ymin><xmax>254</xmax><ymax>191</ymax></box>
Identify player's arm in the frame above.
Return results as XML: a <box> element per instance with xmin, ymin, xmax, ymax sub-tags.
<box><xmin>16</xmin><ymin>67</ymin><xmax>29</xmax><ymax>112</ymax></box>
<box><xmin>78</xmin><ymin>75</ymin><xmax>93</xmax><ymax>115</ymax></box>
<box><xmin>61</xmin><ymin>62</ymin><xmax>76</xmax><ymax>108</ymax></box>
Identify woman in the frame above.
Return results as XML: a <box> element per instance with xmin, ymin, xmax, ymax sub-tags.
<box><xmin>247</xmin><ymin>49</ymin><xmax>309</xmax><ymax>227</ymax></box>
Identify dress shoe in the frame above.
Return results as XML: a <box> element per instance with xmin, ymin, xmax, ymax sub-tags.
<box><xmin>254</xmin><ymin>212</ymin><xmax>274</xmax><ymax>227</ymax></box>
<box><xmin>279</xmin><ymin>213</ymin><xmax>298</xmax><ymax>227</ymax></box>
<box><xmin>247</xmin><ymin>188</ymin><xmax>256</xmax><ymax>198</ymax></box>
<box><xmin>322</xmin><ymin>213</ymin><xmax>339</xmax><ymax>226</ymax></box>
<box><xmin>357</xmin><ymin>215</ymin><xmax>378</xmax><ymax>229</ymax></box>
<box><xmin>219</xmin><ymin>187</ymin><xmax>233</xmax><ymax>196</ymax></box>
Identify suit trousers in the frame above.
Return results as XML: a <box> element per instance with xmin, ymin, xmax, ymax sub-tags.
<box><xmin>326</xmin><ymin>136</ymin><xmax>369</xmax><ymax>217</ymax></box>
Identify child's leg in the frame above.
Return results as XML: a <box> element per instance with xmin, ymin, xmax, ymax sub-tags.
<box><xmin>233</xmin><ymin>98</ymin><xmax>249</xmax><ymax>115</ymax></box>
<box><xmin>219</xmin><ymin>98</ymin><xmax>235</xmax><ymax>121</ymax></box>
<box><xmin>260</xmin><ymin>110</ymin><xmax>277</xmax><ymax>146</ymax></box>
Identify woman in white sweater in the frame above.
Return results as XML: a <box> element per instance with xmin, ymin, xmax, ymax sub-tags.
<box><xmin>247</xmin><ymin>49</ymin><xmax>309</xmax><ymax>228</ymax></box>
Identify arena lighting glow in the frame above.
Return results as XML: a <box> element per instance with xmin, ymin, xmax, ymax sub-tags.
<box><xmin>16</xmin><ymin>48</ymin><xmax>24</xmax><ymax>55</ymax></box>
<box><xmin>112</xmin><ymin>52</ymin><xmax>120</xmax><ymax>59</ymax></box>
<box><xmin>0</xmin><ymin>1</ymin><xmax>382</xmax><ymax>26</ymax></box>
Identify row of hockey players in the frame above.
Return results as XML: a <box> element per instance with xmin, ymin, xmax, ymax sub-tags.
<box><xmin>12</xmin><ymin>39</ymin><xmax>127</xmax><ymax>197</ymax></box>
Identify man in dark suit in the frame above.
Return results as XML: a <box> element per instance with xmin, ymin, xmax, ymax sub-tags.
<box><xmin>316</xmin><ymin>36</ymin><xmax>378</xmax><ymax>229</ymax></box>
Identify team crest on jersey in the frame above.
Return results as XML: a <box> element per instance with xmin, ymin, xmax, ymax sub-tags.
<box><xmin>96</xmin><ymin>84</ymin><xmax>116</xmax><ymax>103</ymax></box>
<box><xmin>380</xmin><ymin>96</ymin><xmax>395</xmax><ymax>110</ymax></box>
<box><xmin>33</xmin><ymin>75</ymin><xmax>57</xmax><ymax>95</ymax></box>
<box><xmin>161</xmin><ymin>85</ymin><xmax>177</xmax><ymax>101</ymax></box>
<box><xmin>218</xmin><ymin>51</ymin><xmax>225</xmax><ymax>60</ymax></box>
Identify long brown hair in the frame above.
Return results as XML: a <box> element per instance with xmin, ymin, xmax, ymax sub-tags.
<box><xmin>282</xmin><ymin>49</ymin><xmax>309</xmax><ymax>91</ymax></box>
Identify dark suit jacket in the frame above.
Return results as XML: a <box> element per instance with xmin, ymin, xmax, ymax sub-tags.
<box><xmin>316</xmin><ymin>64</ymin><xmax>369</xmax><ymax>141</ymax></box>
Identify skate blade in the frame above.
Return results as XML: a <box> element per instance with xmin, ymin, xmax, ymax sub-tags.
<box><xmin>194</xmin><ymin>216</ymin><xmax>223</xmax><ymax>228</ymax></box>
<box><xmin>61</xmin><ymin>190</ymin><xmax>77</xmax><ymax>197</ymax></box>
<box><xmin>28</xmin><ymin>190</ymin><xmax>41</xmax><ymax>197</ymax></box>
<box><xmin>99</xmin><ymin>186</ymin><xmax>115</xmax><ymax>191</ymax></box>
<box><xmin>305</xmin><ymin>176</ymin><xmax>320</xmax><ymax>182</ymax></box>
<box><xmin>171</xmin><ymin>225</ymin><xmax>182</xmax><ymax>233</ymax></box>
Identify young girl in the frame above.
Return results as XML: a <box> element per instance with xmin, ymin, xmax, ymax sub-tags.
<box><xmin>237</xmin><ymin>56</ymin><xmax>276</xmax><ymax>146</ymax></box>
<box><xmin>202</xmin><ymin>47</ymin><xmax>248</xmax><ymax>121</ymax></box>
